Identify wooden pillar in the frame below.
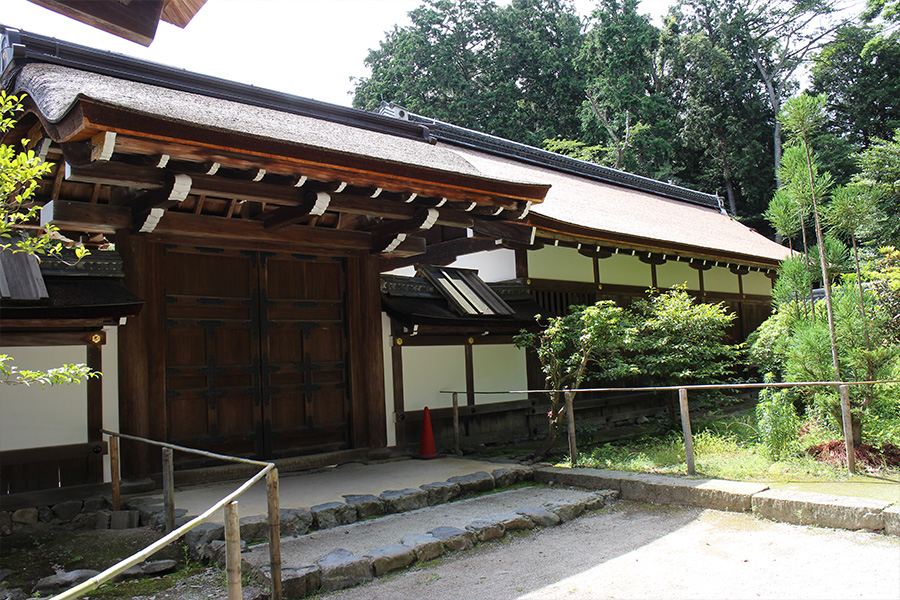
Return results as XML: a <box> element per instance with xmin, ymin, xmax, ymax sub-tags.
<box><xmin>464</xmin><ymin>341</ymin><xmax>475</xmax><ymax>408</ymax></box>
<box><xmin>346</xmin><ymin>253</ymin><xmax>387</xmax><ymax>449</ymax></box>
<box><xmin>86</xmin><ymin>340</ymin><xmax>104</xmax><ymax>483</ymax></box>
<box><xmin>116</xmin><ymin>231</ymin><xmax>165</xmax><ymax>479</ymax></box>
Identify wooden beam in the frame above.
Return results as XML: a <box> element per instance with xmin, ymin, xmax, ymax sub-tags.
<box><xmin>133</xmin><ymin>173</ymin><xmax>193</xmax><ymax>233</ymax></box>
<box><xmin>42</xmin><ymin>200</ymin><xmax>131</xmax><ymax>234</ymax></box>
<box><xmin>379</xmin><ymin>236</ymin><xmax>496</xmax><ymax>271</ymax></box>
<box><xmin>379</xmin><ymin>235</ymin><xmax>427</xmax><ymax>257</ymax></box>
<box><xmin>60</xmin><ymin>132</ymin><xmax>116</xmax><ymax>167</ymax></box>
<box><xmin>27</xmin><ymin>0</ymin><xmax>165</xmax><ymax>46</ymax></box>
<box><xmin>472</xmin><ymin>219</ymin><xmax>535</xmax><ymax>245</ymax></box>
<box><xmin>262</xmin><ymin>191</ymin><xmax>329</xmax><ymax>230</ymax></box>
<box><xmin>0</xmin><ymin>330</ymin><xmax>106</xmax><ymax>347</ymax></box>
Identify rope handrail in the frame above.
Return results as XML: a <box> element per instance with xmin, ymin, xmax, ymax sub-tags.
<box><xmin>101</xmin><ymin>428</ymin><xmax>273</xmax><ymax>467</ymax></box>
<box><xmin>51</xmin><ymin>463</ymin><xmax>274</xmax><ymax>600</ymax></box>
<box><xmin>439</xmin><ymin>379</ymin><xmax>900</xmax><ymax>396</ymax></box>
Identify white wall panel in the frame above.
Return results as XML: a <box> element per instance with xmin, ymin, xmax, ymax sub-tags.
<box><xmin>472</xmin><ymin>345</ymin><xmax>527</xmax><ymax>402</ymax></box>
<box><xmin>529</xmin><ymin>245</ymin><xmax>594</xmax><ymax>282</ymax></box>
<box><xmin>402</xmin><ymin>345</ymin><xmax>465</xmax><ymax>411</ymax></box>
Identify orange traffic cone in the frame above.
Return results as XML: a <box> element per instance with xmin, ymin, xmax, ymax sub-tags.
<box><xmin>418</xmin><ymin>406</ymin><xmax>441</xmax><ymax>459</ymax></box>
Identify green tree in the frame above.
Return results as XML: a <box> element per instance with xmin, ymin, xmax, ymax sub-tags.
<box><xmin>515</xmin><ymin>301</ymin><xmax>633</xmax><ymax>462</ymax></box>
<box><xmin>351</xmin><ymin>0</ymin><xmax>585</xmax><ymax>146</ymax></box>
<box><xmin>575</xmin><ymin>0</ymin><xmax>676</xmax><ymax>177</ymax></box>
<box><xmin>1</xmin><ymin>91</ymin><xmax>94</xmax><ymax>387</ymax></box>
<box><xmin>853</xmin><ymin>130</ymin><xmax>900</xmax><ymax>245</ymax></box>
<box><xmin>812</xmin><ymin>24</ymin><xmax>900</xmax><ymax>147</ymax></box>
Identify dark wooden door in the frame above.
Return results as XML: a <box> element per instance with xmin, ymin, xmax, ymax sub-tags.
<box><xmin>163</xmin><ymin>248</ymin><xmax>350</xmax><ymax>463</ymax></box>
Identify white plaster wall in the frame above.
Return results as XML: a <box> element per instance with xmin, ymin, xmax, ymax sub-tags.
<box><xmin>0</xmin><ymin>328</ymin><xmax>119</xmax><ymax>482</ymax></box>
<box><xmin>444</xmin><ymin>248</ymin><xmax>516</xmax><ymax>282</ymax></box>
<box><xmin>381</xmin><ymin>312</ymin><xmax>397</xmax><ymax>447</ymax></box>
<box><xmin>705</xmin><ymin>266</ymin><xmax>740</xmax><ymax>293</ymax></box>
<box><xmin>743</xmin><ymin>271</ymin><xmax>774</xmax><ymax>296</ymax></box>
<box><xmin>656</xmin><ymin>261</ymin><xmax>700</xmax><ymax>290</ymax></box>
<box><xmin>401</xmin><ymin>345</ymin><xmax>466</xmax><ymax>411</ymax></box>
<box><xmin>529</xmin><ymin>245</ymin><xmax>594</xmax><ymax>282</ymax></box>
<box><xmin>0</xmin><ymin>345</ymin><xmax>87</xmax><ymax>450</ymax></box>
<box><xmin>597</xmin><ymin>253</ymin><xmax>649</xmax><ymax>286</ymax></box>
<box><xmin>382</xmin><ymin>248</ymin><xmax>517</xmax><ymax>283</ymax></box>
<box><xmin>472</xmin><ymin>345</ymin><xmax>528</xmax><ymax>402</ymax></box>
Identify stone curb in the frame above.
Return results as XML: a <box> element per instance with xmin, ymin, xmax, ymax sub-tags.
<box><xmin>254</xmin><ymin>487</ymin><xmax>619</xmax><ymax>596</ymax></box>
<box><xmin>178</xmin><ymin>464</ymin><xmax>536</xmax><ymax>563</ymax></box>
<box><xmin>535</xmin><ymin>466</ymin><xmax>899</xmax><ymax>534</ymax></box>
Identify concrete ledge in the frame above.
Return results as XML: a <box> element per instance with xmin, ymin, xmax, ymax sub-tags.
<box><xmin>535</xmin><ymin>467</ymin><xmax>768</xmax><ymax>512</ymax></box>
<box><xmin>883</xmin><ymin>505</ymin><xmax>900</xmax><ymax>536</ymax></box>
<box><xmin>751</xmin><ymin>489</ymin><xmax>891</xmax><ymax>531</ymax></box>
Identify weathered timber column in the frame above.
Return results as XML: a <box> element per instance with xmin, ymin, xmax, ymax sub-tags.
<box><xmin>678</xmin><ymin>388</ymin><xmax>696</xmax><ymax>476</ymax></box>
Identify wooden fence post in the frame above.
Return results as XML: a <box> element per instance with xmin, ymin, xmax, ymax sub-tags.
<box><xmin>565</xmin><ymin>390</ymin><xmax>578</xmax><ymax>464</ymax></box>
<box><xmin>839</xmin><ymin>384</ymin><xmax>856</xmax><ymax>474</ymax></box>
<box><xmin>452</xmin><ymin>392</ymin><xmax>461</xmax><ymax>456</ymax></box>
<box><xmin>267</xmin><ymin>468</ymin><xmax>282</xmax><ymax>600</ymax></box>
<box><xmin>678</xmin><ymin>388</ymin><xmax>696</xmax><ymax>476</ymax></box>
<box><xmin>109</xmin><ymin>435</ymin><xmax>121</xmax><ymax>511</ymax></box>
<box><xmin>162</xmin><ymin>447</ymin><xmax>175</xmax><ymax>532</ymax></box>
<box><xmin>225</xmin><ymin>501</ymin><xmax>242</xmax><ymax>600</ymax></box>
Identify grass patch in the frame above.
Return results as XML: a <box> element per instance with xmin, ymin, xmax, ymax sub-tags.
<box><xmin>567</xmin><ymin>412</ymin><xmax>899</xmax><ymax>486</ymax></box>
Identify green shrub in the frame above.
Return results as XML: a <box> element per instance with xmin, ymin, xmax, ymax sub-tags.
<box><xmin>755</xmin><ymin>381</ymin><xmax>802</xmax><ymax>459</ymax></box>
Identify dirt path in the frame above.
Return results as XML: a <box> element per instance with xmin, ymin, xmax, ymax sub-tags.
<box><xmin>318</xmin><ymin>501</ymin><xmax>900</xmax><ymax>600</ymax></box>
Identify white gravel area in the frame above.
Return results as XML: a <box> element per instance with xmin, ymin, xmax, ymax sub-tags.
<box><xmin>243</xmin><ymin>486</ymin><xmax>597</xmax><ymax>567</ymax></box>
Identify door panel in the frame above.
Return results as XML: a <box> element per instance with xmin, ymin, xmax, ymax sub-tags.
<box><xmin>163</xmin><ymin>248</ymin><xmax>351</xmax><ymax>463</ymax></box>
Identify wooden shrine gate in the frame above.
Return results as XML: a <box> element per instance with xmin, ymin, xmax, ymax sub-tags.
<box><xmin>163</xmin><ymin>247</ymin><xmax>350</xmax><ymax>465</ymax></box>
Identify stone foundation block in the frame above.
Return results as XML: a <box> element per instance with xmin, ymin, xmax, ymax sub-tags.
<box><xmin>420</xmin><ymin>481</ymin><xmax>461</xmax><ymax>506</ymax></box>
<box><xmin>545</xmin><ymin>500</ymin><xmax>586</xmax><ymax>523</ymax></box>
<box><xmin>495</xmin><ymin>512</ymin><xmax>534</xmax><ymax>531</ymax></box>
<box><xmin>260</xmin><ymin>565</ymin><xmax>320</xmax><ymax>598</ymax></box>
<box><xmin>11</xmin><ymin>508</ymin><xmax>38</xmax><ymax>526</ymax></box>
<box><xmin>33</xmin><ymin>570</ymin><xmax>99</xmax><ymax>595</ymax></box>
<box><xmin>380</xmin><ymin>488</ymin><xmax>428</xmax><ymax>513</ymax></box>
<box><xmin>52</xmin><ymin>500</ymin><xmax>84</xmax><ymax>522</ymax></box>
<box><xmin>311</xmin><ymin>502</ymin><xmax>357</xmax><ymax>529</ymax></box>
<box><xmin>366</xmin><ymin>544</ymin><xmax>416</xmax><ymax>576</ymax></box>
<box><xmin>536</xmin><ymin>467</ymin><xmax>767</xmax><ymax>512</ymax></box>
<box><xmin>516</xmin><ymin>506</ymin><xmax>561</xmax><ymax>528</ymax></box>
<box><xmin>342</xmin><ymin>494</ymin><xmax>386</xmax><ymax>520</ymax></box>
<box><xmin>466</xmin><ymin>518</ymin><xmax>505</xmax><ymax>541</ymax></box>
<box><xmin>401</xmin><ymin>533</ymin><xmax>445</xmax><ymax>562</ymax></box>
<box><xmin>280</xmin><ymin>508</ymin><xmax>313</xmax><ymax>536</ymax></box>
<box><xmin>883</xmin><ymin>505</ymin><xmax>900</xmax><ymax>536</ymax></box>
<box><xmin>428</xmin><ymin>525</ymin><xmax>476</xmax><ymax>551</ymax></box>
<box><xmin>448</xmin><ymin>472</ymin><xmax>495</xmax><ymax>496</ymax></box>
<box><xmin>316</xmin><ymin>549</ymin><xmax>373</xmax><ymax>592</ymax></box>
<box><xmin>751</xmin><ymin>489</ymin><xmax>889</xmax><ymax>531</ymax></box>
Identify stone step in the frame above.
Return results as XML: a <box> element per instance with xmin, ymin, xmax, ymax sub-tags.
<box><xmin>241</xmin><ymin>485</ymin><xmax>618</xmax><ymax>595</ymax></box>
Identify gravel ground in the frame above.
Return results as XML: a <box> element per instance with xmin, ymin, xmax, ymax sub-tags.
<box><xmin>124</xmin><ymin>500</ymin><xmax>900</xmax><ymax>600</ymax></box>
<box><xmin>320</xmin><ymin>501</ymin><xmax>900</xmax><ymax>600</ymax></box>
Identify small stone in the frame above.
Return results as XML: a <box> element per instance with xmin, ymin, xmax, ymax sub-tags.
<box><xmin>311</xmin><ymin>502</ymin><xmax>357</xmax><ymax>530</ymax></box>
<box><xmin>11</xmin><ymin>508</ymin><xmax>38</xmax><ymax>526</ymax></box>
<box><xmin>316</xmin><ymin>549</ymin><xmax>373</xmax><ymax>592</ymax></box>
<box><xmin>447</xmin><ymin>472</ymin><xmax>495</xmax><ymax>496</ymax></box>
<box><xmin>495</xmin><ymin>512</ymin><xmax>534</xmax><ymax>531</ymax></box>
<box><xmin>83</xmin><ymin>496</ymin><xmax>108</xmax><ymax>513</ymax></box>
<box><xmin>52</xmin><ymin>500</ymin><xmax>84</xmax><ymax>522</ymax></box>
<box><xmin>637</xmin><ymin>415</ymin><xmax>651</xmax><ymax>424</ymax></box>
<box><xmin>259</xmin><ymin>565</ymin><xmax>320</xmax><ymax>598</ymax></box>
<box><xmin>516</xmin><ymin>507</ymin><xmax>561</xmax><ymax>528</ymax></box>
<box><xmin>342</xmin><ymin>494</ymin><xmax>386</xmax><ymax>519</ymax></box>
<box><xmin>280</xmin><ymin>508</ymin><xmax>313</xmax><ymax>536</ymax></box>
<box><xmin>239</xmin><ymin>515</ymin><xmax>270</xmax><ymax>544</ymax></box>
<box><xmin>400</xmin><ymin>533</ymin><xmax>444</xmax><ymax>562</ymax></box>
<box><xmin>366</xmin><ymin>544</ymin><xmax>416</xmax><ymax>576</ymax></box>
<box><xmin>72</xmin><ymin>512</ymin><xmax>98</xmax><ymax>529</ymax></box>
<box><xmin>0</xmin><ymin>587</ymin><xmax>27</xmax><ymax>600</ymax></box>
<box><xmin>185</xmin><ymin>522</ymin><xmax>225</xmax><ymax>561</ymax></box>
<box><xmin>491</xmin><ymin>468</ymin><xmax>519</xmax><ymax>488</ymax></box>
<box><xmin>427</xmin><ymin>526</ymin><xmax>476</xmax><ymax>551</ymax></box>
<box><xmin>545</xmin><ymin>500</ymin><xmax>586</xmax><ymax>523</ymax></box>
<box><xmin>379</xmin><ymin>488</ymin><xmax>428</xmax><ymax>513</ymax></box>
<box><xmin>37</xmin><ymin>506</ymin><xmax>53</xmax><ymax>523</ymax></box>
<box><xmin>147</xmin><ymin>508</ymin><xmax>188</xmax><ymax>531</ymax></box>
<box><xmin>120</xmin><ymin>559</ymin><xmax>177</xmax><ymax>579</ymax></box>
<box><xmin>419</xmin><ymin>481</ymin><xmax>461</xmax><ymax>506</ymax></box>
<box><xmin>33</xmin><ymin>570</ymin><xmax>100</xmax><ymax>595</ymax></box>
<box><xmin>585</xmin><ymin>490</ymin><xmax>619</xmax><ymax>510</ymax></box>
<box><xmin>466</xmin><ymin>518</ymin><xmax>505</xmax><ymax>541</ymax></box>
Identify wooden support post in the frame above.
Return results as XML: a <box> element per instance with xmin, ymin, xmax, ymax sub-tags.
<box><xmin>839</xmin><ymin>384</ymin><xmax>856</xmax><ymax>474</ymax></box>
<box><xmin>565</xmin><ymin>391</ymin><xmax>578</xmax><ymax>464</ymax></box>
<box><xmin>267</xmin><ymin>469</ymin><xmax>282</xmax><ymax>600</ymax></box>
<box><xmin>452</xmin><ymin>392</ymin><xmax>461</xmax><ymax>456</ymax></box>
<box><xmin>109</xmin><ymin>435</ymin><xmax>121</xmax><ymax>511</ymax></box>
<box><xmin>225</xmin><ymin>501</ymin><xmax>242</xmax><ymax>600</ymax></box>
<box><xmin>678</xmin><ymin>388</ymin><xmax>696</xmax><ymax>476</ymax></box>
<box><xmin>162</xmin><ymin>447</ymin><xmax>175</xmax><ymax>532</ymax></box>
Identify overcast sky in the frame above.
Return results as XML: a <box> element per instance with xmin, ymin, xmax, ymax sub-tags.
<box><xmin>3</xmin><ymin>0</ymin><xmax>671</xmax><ymax>107</ymax></box>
